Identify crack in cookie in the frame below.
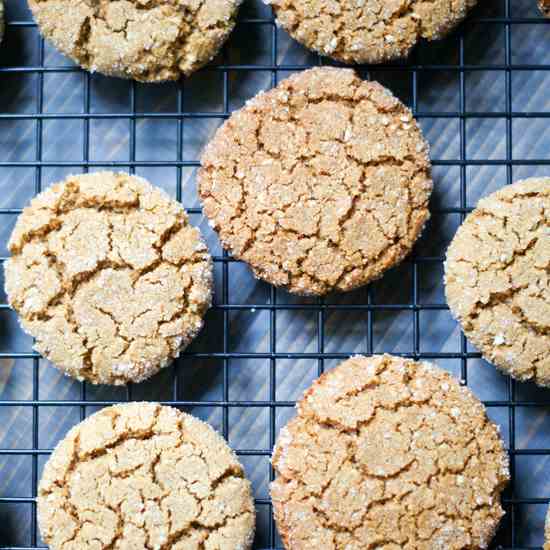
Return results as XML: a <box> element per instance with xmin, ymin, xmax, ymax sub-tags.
<box><xmin>445</xmin><ymin>178</ymin><xmax>550</xmax><ymax>387</ymax></box>
<box><xmin>198</xmin><ymin>67</ymin><xmax>432</xmax><ymax>296</ymax></box>
<box><xmin>37</xmin><ymin>403</ymin><xmax>256</xmax><ymax>550</ymax></box>
<box><xmin>28</xmin><ymin>0</ymin><xmax>242</xmax><ymax>81</ymax></box>
<box><xmin>4</xmin><ymin>172</ymin><xmax>213</xmax><ymax>385</ymax></box>
<box><xmin>271</xmin><ymin>354</ymin><xmax>509</xmax><ymax>550</ymax></box>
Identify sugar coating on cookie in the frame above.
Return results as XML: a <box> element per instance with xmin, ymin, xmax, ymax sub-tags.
<box><xmin>28</xmin><ymin>0</ymin><xmax>241</xmax><ymax>81</ymax></box>
<box><xmin>265</xmin><ymin>0</ymin><xmax>478</xmax><ymax>64</ymax></box>
<box><xmin>271</xmin><ymin>354</ymin><xmax>509</xmax><ymax>550</ymax></box>
<box><xmin>198</xmin><ymin>67</ymin><xmax>432</xmax><ymax>296</ymax></box>
<box><xmin>445</xmin><ymin>178</ymin><xmax>550</xmax><ymax>387</ymax></box>
<box><xmin>4</xmin><ymin>172</ymin><xmax>213</xmax><ymax>385</ymax></box>
<box><xmin>38</xmin><ymin>403</ymin><xmax>256</xmax><ymax>550</ymax></box>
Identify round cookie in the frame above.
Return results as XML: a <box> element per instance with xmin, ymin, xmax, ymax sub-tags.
<box><xmin>540</xmin><ymin>0</ymin><xmax>550</xmax><ymax>17</ymax></box>
<box><xmin>4</xmin><ymin>172</ymin><xmax>213</xmax><ymax>385</ymax></box>
<box><xmin>271</xmin><ymin>354</ymin><xmax>510</xmax><ymax>550</ymax></box>
<box><xmin>198</xmin><ymin>67</ymin><xmax>432</xmax><ymax>296</ymax></box>
<box><xmin>38</xmin><ymin>402</ymin><xmax>256</xmax><ymax>550</ymax></box>
<box><xmin>28</xmin><ymin>0</ymin><xmax>241</xmax><ymax>82</ymax></box>
<box><xmin>445</xmin><ymin>178</ymin><xmax>550</xmax><ymax>386</ymax></box>
<box><xmin>266</xmin><ymin>0</ymin><xmax>478</xmax><ymax>64</ymax></box>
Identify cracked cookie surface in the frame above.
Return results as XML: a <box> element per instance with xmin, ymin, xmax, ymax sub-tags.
<box><xmin>4</xmin><ymin>172</ymin><xmax>213</xmax><ymax>385</ymax></box>
<box><xmin>271</xmin><ymin>354</ymin><xmax>509</xmax><ymax>550</ymax></box>
<box><xmin>198</xmin><ymin>67</ymin><xmax>432</xmax><ymax>295</ymax></box>
<box><xmin>265</xmin><ymin>0</ymin><xmax>478</xmax><ymax>64</ymax></box>
<box><xmin>37</xmin><ymin>402</ymin><xmax>256</xmax><ymax>550</ymax></box>
<box><xmin>28</xmin><ymin>0</ymin><xmax>241</xmax><ymax>81</ymax></box>
<box><xmin>445</xmin><ymin>178</ymin><xmax>550</xmax><ymax>387</ymax></box>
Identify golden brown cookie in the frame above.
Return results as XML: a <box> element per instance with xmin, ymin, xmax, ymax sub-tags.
<box><xmin>265</xmin><ymin>0</ymin><xmax>478</xmax><ymax>64</ymax></box>
<box><xmin>4</xmin><ymin>172</ymin><xmax>212</xmax><ymax>385</ymax></box>
<box><xmin>540</xmin><ymin>0</ymin><xmax>550</xmax><ymax>16</ymax></box>
<box><xmin>198</xmin><ymin>67</ymin><xmax>432</xmax><ymax>296</ymax></box>
<box><xmin>28</xmin><ymin>0</ymin><xmax>241</xmax><ymax>81</ymax></box>
<box><xmin>445</xmin><ymin>178</ymin><xmax>550</xmax><ymax>387</ymax></box>
<box><xmin>38</xmin><ymin>402</ymin><xmax>256</xmax><ymax>550</ymax></box>
<box><xmin>271</xmin><ymin>354</ymin><xmax>510</xmax><ymax>550</ymax></box>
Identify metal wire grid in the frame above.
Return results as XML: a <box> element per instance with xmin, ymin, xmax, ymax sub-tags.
<box><xmin>0</xmin><ymin>0</ymin><xmax>549</xmax><ymax>548</ymax></box>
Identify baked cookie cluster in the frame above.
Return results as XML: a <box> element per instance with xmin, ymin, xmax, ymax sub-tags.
<box><xmin>27</xmin><ymin>0</ymin><xmax>481</xmax><ymax>79</ymax></box>
<box><xmin>3</xmin><ymin>0</ymin><xmax>548</xmax><ymax>542</ymax></box>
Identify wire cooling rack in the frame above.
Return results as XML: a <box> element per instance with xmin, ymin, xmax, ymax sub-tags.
<box><xmin>0</xmin><ymin>0</ymin><xmax>550</xmax><ymax>548</ymax></box>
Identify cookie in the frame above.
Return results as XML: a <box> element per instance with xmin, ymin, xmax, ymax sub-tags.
<box><xmin>28</xmin><ymin>0</ymin><xmax>241</xmax><ymax>82</ymax></box>
<box><xmin>37</xmin><ymin>402</ymin><xmax>256</xmax><ymax>550</ymax></box>
<box><xmin>266</xmin><ymin>0</ymin><xmax>478</xmax><ymax>64</ymax></box>
<box><xmin>198</xmin><ymin>67</ymin><xmax>432</xmax><ymax>295</ymax></box>
<box><xmin>445</xmin><ymin>178</ymin><xmax>550</xmax><ymax>387</ymax></box>
<box><xmin>271</xmin><ymin>354</ymin><xmax>509</xmax><ymax>550</ymax></box>
<box><xmin>540</xmin><ymin>0</ymin><xmax>550</xmax><ymax>16</ymax></box>
<box><xmin>4</xmin><ymin>172</ymin><xmax>212</xmax><ymax>385</ymax></box>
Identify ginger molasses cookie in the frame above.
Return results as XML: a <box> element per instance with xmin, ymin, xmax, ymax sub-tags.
<box><xmin>540</xmin><ymin>0</ymin><xmax>550</xmax><ymax>17</ymax></box>
<box><xmin>271</xmin><ymin>354</ymin><xmax>509</xmax><ymax>550</ymax></box>
<box><xmin>4</xmin><ymin>172</ymin><xmax>213</xmax><ymax>385</ymax></box>
<box><xmin>198</xmin><ymin>67</ymin><xmax>432</xmax><ymax>296</ymax></box>
<box><xmin>38</xmin><ymin>402</ymin><xmax>256</xmax><ymax>550</ymax></box>
<box><xmin>445</xmin><ymin>178</ymin><xmax>550</xmax><ymax>386</ymax></box>
<box><xmin>266</xmin><ymin>0</ymin><xmax>478</xmax><ymax>64</ymax></box>
<box><xmin>27</xmin><ymin>0</ymin><xmax>241</xmax><ymax>81</ymax></box>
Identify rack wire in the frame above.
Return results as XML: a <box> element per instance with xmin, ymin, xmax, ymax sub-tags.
<box><xmin>0</xmin><ymin>0</ymin><xmax>549</xmax><ymax>548</ymax></box>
